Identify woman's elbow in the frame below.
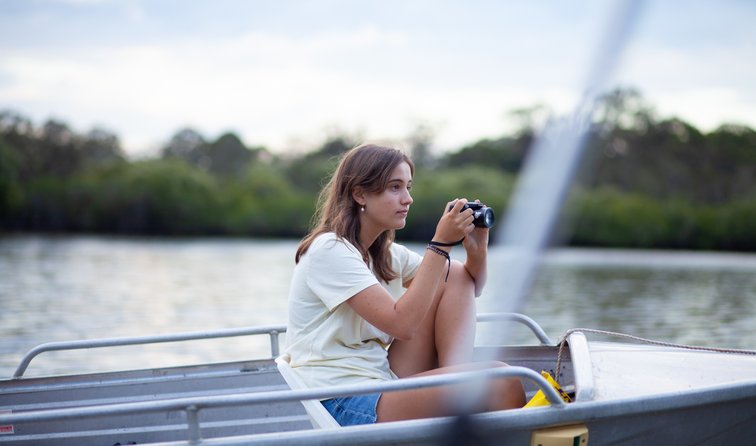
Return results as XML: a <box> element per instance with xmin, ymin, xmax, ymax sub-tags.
<box><xmin>392</xmin><ymin>325</ymin><xmax>417</xmax><ymax>341</ymax></box>
<box><xmin>462</xmin><ymin>262</ymin><xmax>485</xmax><ymax>297</ymax></box>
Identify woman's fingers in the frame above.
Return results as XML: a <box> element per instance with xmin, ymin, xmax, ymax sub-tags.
<box><xmin>436</xmin><ymin>198</ymin><xmax>480</xmax><ymax>243</ymax></box>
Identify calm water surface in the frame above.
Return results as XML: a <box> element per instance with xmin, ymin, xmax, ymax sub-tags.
<box><xmin>1</xmin><ymin>235</ymin><xmax>755</xmax><ymax>378</ymax></box>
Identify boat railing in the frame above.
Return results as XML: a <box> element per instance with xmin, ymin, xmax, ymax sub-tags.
<box><xmin>477</xmin><ymin>312</ymin><xmax>552</xmax><ymax>345</ymax></box>
<box><xmin>0</xmin><ymin>366</ymin><xmax>566</xmax><ymax>444</ymax></box>
<box><xmin>12</xmin><ymin>325</ymin><xmax>287</xmax><ymax>379</ymax></box>
<box><xmin>11</xmin><ymin>312</ymin><xmax>550</xmax><ymax>379</ymax></box>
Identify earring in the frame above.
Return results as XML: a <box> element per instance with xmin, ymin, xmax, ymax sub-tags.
<box><xmin>360</xmin><ymin>206</ymin><xmax>365</xmax><ymax>212</ymax></box>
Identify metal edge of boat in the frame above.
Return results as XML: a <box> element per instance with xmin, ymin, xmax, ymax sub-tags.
<box><xmin>0</xmin><ymin>313</ymin><xmax>580</xmax><ymax>445</ymax></box>
<box><xmin>1</xmin><ymin>312</ymin><xmax>755</xmax><ymax>445</ymax></box>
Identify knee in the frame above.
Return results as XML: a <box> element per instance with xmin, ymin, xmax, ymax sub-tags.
<box><xmin>449</xmin><ymin>260</ymin><xmax>471</xmax><ymax>281</ymax></box>
<box><xmin>500</xmin><ymin>376</ymin><xmax>526</xmax><ymax>408</ymax></box>
<box><xmin>434</xmin><ymin>261</ymin><xmax>475</xmax><ymax>307</ymax></box>
<box><xmin>484</xmin><ymin>362</ymin><xmax>526</xmax><ymax>409</ymax></box>
<box><xmin>446</xmin><ymin>261</ymin><xmax>475</xmax><ymax>293</ymax></box>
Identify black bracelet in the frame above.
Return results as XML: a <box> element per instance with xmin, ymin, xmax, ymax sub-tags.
<box><xmin>428</xmin><ymin>238</ymin><xmax>465</xmax><ymax>248</ymax></box>
<box><xmin>426</xmin><ymin>244</ymin><xmax>451</xmax><ymax>282</ymax></box>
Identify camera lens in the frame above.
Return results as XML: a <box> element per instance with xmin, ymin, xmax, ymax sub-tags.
<box><xmin>449</xmin><ymin>202</ymin><xmax>495</xmax><ymax>228</ymax></box>
<box><xmin>481</xmin><ymin>207</ymin><xmax>495</xmax><ymax>228</ymax></box>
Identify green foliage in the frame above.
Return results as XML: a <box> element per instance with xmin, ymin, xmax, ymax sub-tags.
<box><xmin>60</xmin><ymin>159</ymin><xmax>222</xmax><ymax>235</ymax></box>
<box><xmin>282</xmin><ymin>136</ymin><xmax>352</xmax><ymax>191</ymax></box>
<box><xmin>0</xmin><ymin>136</ymin><xmax>23</xmax><ymax>220</ymax></box>
<box><xmin>223</xmin><ymin>164</ymin><xmax>314</xmax><ymax>237</ymax></box>
<box><xmin>568</xmin><ymin>188</ymin><xmax>669</xmax><ymax>248</ymax></box>
<box><xmin>1</xmin><ymin>91</ymin><xmax>756</xmax><ymax>251</ymax></box>
<box><xmin>438</xmin><ymin>134</ymin><xmax>531</xmax><ymax>173</ymax></box>
<box><xmin>15</xmin><ymin>176</ymin><xmax>71</xmax><ymax>230</ymax></box>
<box><xmin>716</xmin><ymin>196</ymin><xmax>756</xmax><ymax>251</ymax></box>
<box><xmin>566</xmin><ymin>188</ymin><xmax>756</xmax><ymax>251</ymax></box>
<box><xmin>160</xmin><ymin>128</ymin><xmax>262</xmax><ymax>179</ymax></box>
<box><xmin>110</xmin><ymin>160</ymin><xmax>223</xmax><ymax>234</ymax></box>
<box><xmin>587</xmin><ymin>90</ymin><xmax>756</xmax><ymax>203</ymax></box>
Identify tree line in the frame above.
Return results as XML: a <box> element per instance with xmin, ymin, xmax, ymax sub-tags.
<box><xmin>1</xmin><ymin>88</ymin><xmax>755</xmax><ymax>251</ymax></box>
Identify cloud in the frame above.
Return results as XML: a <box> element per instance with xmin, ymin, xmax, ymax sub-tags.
<box><xmin>616</xmin><ymin>37</ymin><xmax>756</xmax><ymax>128</ymax></box>
<box><xmin>2</xmin><ymin>1</ymin><xmax>755</xmax><ymax>156</ymax></box>
<box><xmin>2</xmin><ymin>25</ymin><xmax>563</xmax><ymax>154</ymax></box>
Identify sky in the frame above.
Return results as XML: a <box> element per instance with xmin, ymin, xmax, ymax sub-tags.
<box><xmin>1</xmin><ymin>0</ymin><xmax>755</xmax><ymax>157</ymax></box>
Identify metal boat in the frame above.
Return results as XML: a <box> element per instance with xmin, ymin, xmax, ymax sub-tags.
<box><xmin>1</xmin><ymin>313</ymin><xmax>754</xmax><ymax>445</ymax></box>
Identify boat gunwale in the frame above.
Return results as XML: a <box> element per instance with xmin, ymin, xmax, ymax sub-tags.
<box><xmin>0</xmin><ymin>366</ymin><xmax>568</xmax><ymax>426</ymax></box>
<box><xmin>7</xmin><ymin>312</ymin><xmax>549</xmax><ymax>381</ymax></box>
<box><xmin>116</xmin><ymin>377</ymin><xmax>756</xmax><ymax>446</ymax></box>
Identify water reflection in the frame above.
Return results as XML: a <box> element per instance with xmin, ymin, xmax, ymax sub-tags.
<box><xmin>521</xmin><ymin>261</ymin><xmax>756</xmax><ymax>348</ymax></box>
<box><xmin>1</xmin><ymin>236</ymin><xmax>754</xmax><ymax>378</ymax></box>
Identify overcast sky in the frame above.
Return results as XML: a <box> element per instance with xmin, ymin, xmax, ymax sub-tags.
<box><xmin>1</xmin><ymin>0</ymin><xmax>755</xmax><ymax>157</ymax></box>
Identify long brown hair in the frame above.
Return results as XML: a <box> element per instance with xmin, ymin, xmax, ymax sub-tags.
<box><xmin>295</xmin><ymin>143</ymin><xmax>414</xmax><ymax>283</ymax></box>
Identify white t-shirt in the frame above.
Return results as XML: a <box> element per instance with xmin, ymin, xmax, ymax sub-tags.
<box><xmin>284</xmin><ymin>232</ymin><xmax>423</xmax><ymax>390</ymax></box>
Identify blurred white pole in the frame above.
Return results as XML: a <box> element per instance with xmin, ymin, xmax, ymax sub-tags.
<box><xmin>454</xmin><ymin>0</ymin><xmax>646</xmax><ymax>418</ymax></box>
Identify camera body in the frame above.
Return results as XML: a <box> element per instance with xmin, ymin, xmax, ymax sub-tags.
<box><xmin>450</xmin><ymin>202</ymin><xmax>495</xmax><ymax>228</ymax></box>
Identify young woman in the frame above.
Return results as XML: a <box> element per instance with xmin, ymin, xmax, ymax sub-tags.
<box><xmin>285</xmin><ymin>143</ymin><xmax>525</xmax><ymax>426</ymax></box>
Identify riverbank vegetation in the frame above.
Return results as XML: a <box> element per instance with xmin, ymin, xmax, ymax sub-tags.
<box><xmin>1</xmin><ymin>89</ymin><xmax>755</xmax><ymax>251</ymax></box>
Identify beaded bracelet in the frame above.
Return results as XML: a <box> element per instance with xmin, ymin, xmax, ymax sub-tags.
<box><xmin>426</xmin><ymin>243</ymin><xmax>451</xmax><ymax>282</ymax></box>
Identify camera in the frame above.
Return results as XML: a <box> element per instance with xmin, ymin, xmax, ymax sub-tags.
<box><xmin>449</xmin><ymin>202</ymin><xmax>495</xmax><ymax>228</ymax></box>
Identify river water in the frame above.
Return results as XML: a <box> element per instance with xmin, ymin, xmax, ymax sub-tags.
<box><xmin>1</xmin><ymin>235</ymin><xmax>755</xmax><ymax>378</ymax></box>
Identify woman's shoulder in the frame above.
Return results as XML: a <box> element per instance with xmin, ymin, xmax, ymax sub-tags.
<box><xmin>389</xmin><ymin>240</ymin><xmax>415</xmax><ymax>254</ymax></box>
<box><xmin>389</xmin><ymin>241</ymin><xmax>422</xmax><ymax>262</ymax></box>
<box><xmin>311</xmin><ymin>232</ymin><xmax>338</xmax><ymax>246</ymax></box>
<box><xmin>310</xmin><ymin>232</ymin><xmax>360</xmax><ymax>257</ymax></box>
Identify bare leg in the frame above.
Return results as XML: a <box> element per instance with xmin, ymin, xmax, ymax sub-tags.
<box><xmin>376</xmin><ymin>362</ymin><xmax>526</xmax><ymax>422</ymax></box>
<box><xmin>381</xmin><ymin>260</ymin><xmax>525</xmax><ymax>422</ymax></box>
<box><xmin>388</xmin><ymin>260</ymin><xmax>476</xmax><ymax>378</ymax></box>
<box><xmin>434</xmin><ymin>262</ymin><xmax>477</xmax><ymax>368</ymax></box>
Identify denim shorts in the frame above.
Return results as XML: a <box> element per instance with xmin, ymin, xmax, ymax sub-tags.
<box><xmin>321</xmin><ymin>393</ymin><xmax>381</xmax><ymax>426</ymax></box>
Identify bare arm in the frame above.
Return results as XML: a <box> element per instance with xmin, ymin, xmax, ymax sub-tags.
<box><xmin>462</xmin><ymin>227</ymin><xmax>489</xmax><ymax>297</ymax></box>
<box><xmin>347</xmin><ymin>200</ymin><xmax>475</xmax><ymax>340</ymax></box>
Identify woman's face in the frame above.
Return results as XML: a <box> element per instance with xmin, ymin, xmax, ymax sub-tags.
<box><xmin>361</xmin><ymin>161</ymin><xmax>414</xmax><ymax>232</ymax></box>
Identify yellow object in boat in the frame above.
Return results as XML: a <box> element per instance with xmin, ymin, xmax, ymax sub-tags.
<box><xmin>524</xmin><ymin>371</ymin><xmax>572</xmax><ymax>408</ymax></box>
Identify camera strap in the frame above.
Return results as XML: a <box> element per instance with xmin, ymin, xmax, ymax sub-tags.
<box><xmin>427</xmin><ymin>238</ymin><xmax>465</xmax><ymax>247</ymax></box>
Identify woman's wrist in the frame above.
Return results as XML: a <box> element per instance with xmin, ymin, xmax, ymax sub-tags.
<box><xmin>428</xmin><ymin>240</ymin><xmax>453</xmax><ymax>253</ymax></box>
<box><xmin>425</xmin><ymin>243</ymin><xmax>451</xmax><ymax>281</ymax></box>
<box><xmin>428</xmin><ymin>238</ymin><xmax>463</xmax><ymax>252</ymax></box>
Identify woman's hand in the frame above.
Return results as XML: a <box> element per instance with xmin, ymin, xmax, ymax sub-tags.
<box><xmin>432</xmin><ymin>199</ymin><xmax>475</xmax><ymax>246</ymax></box>
<box><xmin>462</xmin><ymin>200</ymin><xmax>489</xmax><ymax>257</ymax></box>
<box><xmin>463</xmin><ymin>225</ymin><xmax>489</xmax><ymax>257</ymax></box>
<box><xmin>461</xmin><ymin>200</ymin><xmax>489</xmax><ymax>297</ymax></box>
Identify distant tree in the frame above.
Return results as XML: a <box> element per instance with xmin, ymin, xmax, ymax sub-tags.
<box><xmin>508</xmin><ymin>104</ymin><xmax>550</xmax><ymax>136</ymax></box>
<box><xmin>78</xmin><ymin>127</ymin><xmax>125</xmax><ymax>167</ymax></box>
<box><xmin>587</xmin><ymin>103</ymin><xmax>756</xmax><ymax>204</ymax></box>
<box><xmin>204</xmin><ymin>132</ymin><xmax>255</xmax><ymax>177</ymax></box>
<box><xmin>284</xmin><ymin>135</ymin><xmax>357</xmax><ymax>191</ymax></box>
<box><xmin>0</xmin><ymin>136</ymin><xmax>23</xmax><ymax>222</ymax></box>
<box><xmin>0</xmin><ymin>110</ymin><xmax>36</xmax><ymax>182</ymax></box>
<box><xmin>406</xmin><ymin>122</ymin><xmax>436</xmax><ymax>169</ymax></box>
<box><xmin>594</xmin><ymin>87</ymin><xmax>655</xmax><ymax>133</ymax></box>
<box><xmin>225</xmin><ymin>163</ymin><xmax>312</xmax><ymax>236</ymax></box>
<box><xmin>439</xmin><ymin>135</ymin><xmax>529</xmax><ymax>173</ymax></box>
<box><xmin>89</xmin><ymin>159</ymin><xmax>223</xmax><ymax>235</ymax></box>
<box><xmin>707</xmin><ymin>124</ymin><xmax>756</xmax><ymax>200</ymax></box>
<box><xmin>0</xmin><ymin>110</ymin><xmax>34</xmax><ymax>135</ymax></box>
<box><xmin>317</xmin><ymin>135</ymin><xmax>355</xmax><ymax>158</ymax></box>
<box><xmin>161</xmin><ymin>127</ymin><xmax>208</xmax><ymax>166</ymax></box>
<box><xmin>36</xmin><ymin>119</ymin><xmax>83</xmax><ymax>178</ymax></box>
<box><xmin>0</xmin><ymin>112</ymin><xmax>123</xmax><ymax>182</ymax></box>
